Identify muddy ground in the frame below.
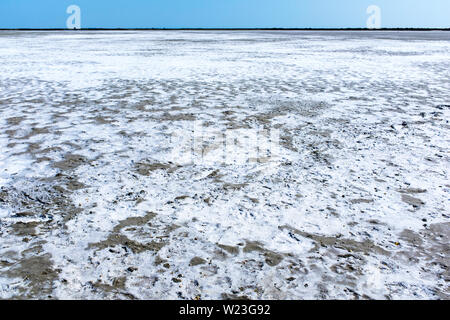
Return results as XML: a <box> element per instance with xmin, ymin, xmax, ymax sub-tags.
<box><xmin>0</xmin><ymin>31</ymin><xmax>449</xmax><ymax>299</ymax></box>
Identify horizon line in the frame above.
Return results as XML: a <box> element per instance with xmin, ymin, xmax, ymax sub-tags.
<box><xmin>1</xmin><ymin>28</ymin><xmax>450</xmax><ymax>31</ymax></box>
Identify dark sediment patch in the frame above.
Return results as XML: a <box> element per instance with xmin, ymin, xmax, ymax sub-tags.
<box><xmin>111</xmin><ymin>212</ymin><xmax>157</xmax><ymax>231</ymax></box>
<box><xmin>88</xmin><ymin>212</ymin><xmax>175</xmax><ymax>254</ymax></box>
<box><xmin>244</xmin><ymin>99</ymin><xmax>328</xmax><ymax>127</ymax></box>
<box><xmin>6</xmin><ymin>116</ymin><xmax>26</xmax><ymax>126</ymax></box>
<box><xmin>91</xmin><ymin>115</ymin><xmax>116</xmax><ymax>125</ymax></box>
<box><xmin>222</xmin><ymin>182</ymin><xmax>248</xmax><ymax>191</ymax></box>
<box><xmin>87</xmin><ymin>277</ymin><xmax>136</xmax><ymax>299</ymax></box>
<box><xmin>401</xmin><ymin>194</ymin><xmax>425</xmax><ymax>208</ymax></box>
<box><xmin>11</xmin><ymin>221</ymin><xmax>41</xmax><ymax>237</ymax></box>
<box><xmin>0</xmin><ymin>176</ymin><xmax>83</xmax><ymax>224</ymax></box>
<box><xmin>150</xmin><ymin>112</ymin><xmax>196</xmax><ymax>122</ymax></box>
<box><xmin>217</xmin><ymin>244</ymin><xmax>240</xmax><ymax>255</ymax></box>
<box><xmin>4</xmin><ymin>243</ymin><xmax>58</xmax><ymax>299</ymax></box>
<box><xmin>52</xmin><ymin>153</ymin><xmax>88</xmax><ymax>171</ymax></box>
<box><xmin>279</xmin><ymin>225</ymin><xmax>390</xmax><ymax>256</ymax></box>
<box><xmin>0</xmin><ymin>171</ymin><xmax>88</xmax><ymax>298</ymax></box>
<box><xmin>89</xmin><ymin>234</ymin><xmax>166</xmax><ymax>254</ymax></box>
<box><xmin>134</xmin><ymin>160</ymin><xmax>181</xmax><ymax>176</ymax></box>
<box><xmin>221</xmin><ymin>293</ymin><xmax>251</xmax><ymax>300</ymax></box>
<box><xmin>397</xmin><ymin>188</ymin><xmax>427</xmax><ymax>194</ymax></box>
<box><xmin>398</xmin><ymin>222</ymin><xmax>449</xmax><ymax>299</ymax></box>
<box><xmin>350</xmin><ymin>198</ymin><xmax>374</xmax><ymax>204</ymax></box>
<box><xmin>189</xmin><ymin>257</ymin><xmax>207</xmax><ymax>266</ymax></box>
<box><xmin>243</xmin><ymin>241</ymin><xmax>284</xmax><ymax>267</ymax></box>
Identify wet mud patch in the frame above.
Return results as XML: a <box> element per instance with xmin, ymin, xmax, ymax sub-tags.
<box><xmin>398</xmin><ymin>223</ymin><xmax>449</xmax><ymax>299</ymax></box>
<box><xmin>0</xmin><ymin>174</ymin><xmax>85</xmax><ymax>225</ymax></box>
<box><xmin>150</xmin><ymin>112</ymin><xmax>196</xmax><ymax>122</ymax></box>
<box><xmin>0</xmin><ymin>172</ymin><xmax>87</xmax><ymax>298</ymax></box>
<box><xmin>279</xmin><ymin>225</ymin><xmax>390</xmax><ymax>256</ymax></box>
<box><xmin>10</xmin><ymin>221</ymin><xmax>41</xmax><ymax>237</ymax></box>
<box><xmin>221</xmin><ymin>293</ymin><xmax>251</xmax><ymax>300</ymax></box>
<box><xmin>222</xmin><ymin>182</ymin><xmax>248</xmax><ymax>191</ymax></box>
<box><xmin>52</xmin><ymin>153</ymin><xmax>89</xmax><ymax>171</ymax></box>
<box><xmin>2</xmin><ymin>243</ymin><xmax>58</xmax><ymax>299</ymax></box>
<box><xmin>5</xmin><ymin>126</ymin><xmax>51</xmax><ymax>141</ymax></box>
<box><xmin>246</xmin><ymin>99</ymin><xmax>329</xmax><ymax>123</ymax></box>
<box><xmin>350</xmin><ymin>198</ymin><xmax>374</xmax><ymax>205</ymax></box>
<box><xmin>6</xmin><ymin>116</ymin><xmax>26</xmax><ymax>126</ymax></box>
<box><xmin>88</xmin><ymin>212</ymin><xmax>177</xmax><ymax>254</ymax></box>
<box><xmin>217</xmin><ymin>244</ymin><xmax>240</xmax><ymax>255</ymax></box>
<box><xmin>91</xmin><ymin>115</ymin><xmax>116</xmax><ymax>125</ymax></box>
<box><xmin>397</xmin><ymin>188</ymin><xmax>427</xmax><ymax>194</ymax></box>
<box><xmin>89</xmin><ymin>230</ymin><xmax>166</xmax><ymax>254</ymax></box>
<box><xmin>189</xmin><ymin>257</ymin><xmax>207</xmax><ymax>266</ymax></box>
<box><xmin>401</xmin><ymin>194</ymin><xmax>425</xmax><ymax>208</ymax></box>
<box><xmin>243</xmin><ymin>241</ymin><xmax>284</xmax><ymax>267</ymax></box>
<box><xmin>134</xmin><ymin>160</ymin><xmax>182</xmax><ymax>176</ymax></box>
<box><xmin>87</xmin><ymin>277</ymin><xmax>136</xmax><ymax>299</ymax></box>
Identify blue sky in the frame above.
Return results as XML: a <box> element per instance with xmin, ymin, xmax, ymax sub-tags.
<box><xmin>0</xmin><ymin>0</ymin><xmax>449</xmax><ymax>29</ymax></box>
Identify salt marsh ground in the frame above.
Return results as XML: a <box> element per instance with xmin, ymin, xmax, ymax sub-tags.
<box><xmin>0</xmin><ymin>31</ymin><xmax>449</xmax><ymax>299</ymax></box>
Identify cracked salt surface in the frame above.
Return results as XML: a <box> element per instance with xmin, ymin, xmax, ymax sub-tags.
<box><xmin>0</xmin><ymin>30</ymin><xmax>449</xmax><ymax>300</ymax></box>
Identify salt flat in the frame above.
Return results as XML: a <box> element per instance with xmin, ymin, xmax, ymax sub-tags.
<box><xmin>0</xmin><ymin>31</ymin><xmax>449</xmax><ymax>299</ymax></box>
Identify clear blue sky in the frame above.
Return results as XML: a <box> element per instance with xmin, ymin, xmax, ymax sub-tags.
<box><xmin>0</xmin><ymin>0</ymin><xmax>449</xmax><ymax>29</ymax></box>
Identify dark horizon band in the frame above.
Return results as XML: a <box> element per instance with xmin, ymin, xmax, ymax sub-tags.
<box><xmin>1</xmin><ymin>28</ymin><xmax>450</xmax><ymax>31</ymax></box>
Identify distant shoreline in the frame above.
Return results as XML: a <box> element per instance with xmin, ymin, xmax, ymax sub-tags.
<box><xmin>1</xmin><ymin>28</ymin><xmax>449</xmax><ymax>31</ymax></box>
